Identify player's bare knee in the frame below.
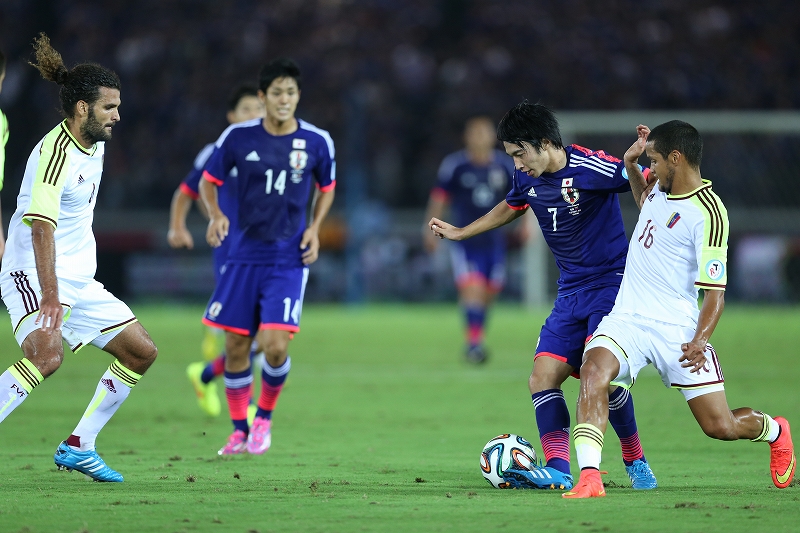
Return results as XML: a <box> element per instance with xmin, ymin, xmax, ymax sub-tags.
<box><xmin>700</xmin><ymin>417</ymin><xmax>738</xmax><ymax>441</ymax></box>
<box><xmin>262</xmin><ymin>341</ymin><xmax>288</xmax><ymax>367</ymax></box>
<box><xmin>22</xmin><ymin>333</ymin><xmax>64</xmax><ymax>378</ymax></box>
<box><xmin>579</xmin><ymin>357</ymin><xmax>613</xmax><ymax>391</ymax></box>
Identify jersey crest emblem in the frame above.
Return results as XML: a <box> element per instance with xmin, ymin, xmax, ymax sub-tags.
<box><xmin>666</xmin><ymin>212</ymin><xmax>681</xmax><ymax>228</ymax></box>
<box><xmin>705</xmin><ymin>260</ymin><xmax>725</xmax><ymax>281</ymax></box>
<box><xmin>289</xmin><ymin>150</ymin><xmax>308</xmax><ymax>171</ymax></box>
<box><xmin>561</xmin><ymin>187</ymin><xmax>579</xmax><ymax>205</ymax></box>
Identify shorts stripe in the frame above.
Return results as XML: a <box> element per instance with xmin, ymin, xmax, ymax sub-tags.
<box><xmin>533</xmin><ymin>351</ymin><xmax>568</xmax><ymax>363</ymax></box>
<box><xmin>99</xmin><ymin>317</ymin><xmax>137</xmax><ymax>334</ymax></box>
<box><xmin>259</xmin><ymin>323</ymin><xmax>300</xmax><ymax>333</ymax></box>
<box><xmin>11</xmin><ymin>271</ymin><xmax>38</xmax><ymax>315</ymax></box>
<box><xmin>202</xmin><ymin>317</ymin><xmax>251</xmax><ymax>336</ymax></box>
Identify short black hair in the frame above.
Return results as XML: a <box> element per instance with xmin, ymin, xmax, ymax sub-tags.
<box><xmin>497</xmin><ymin>101</ymin><xmax>563</xmax><ymax>151</ymax></box>
<box><xmin>258</xmin><ymin>58</ymin><xmax>301</xmax><ymax>92</ymax></box>
<box><xmin>648</xmin><ymin>120</ymin><xmax>703</xmax><ymax>168</ymax></box>
<box><xmin>227</xmin><ymin>84</ymin><xmax>258</xmax><ymax>112</ymax></box>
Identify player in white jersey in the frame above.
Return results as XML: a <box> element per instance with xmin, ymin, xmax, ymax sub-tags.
<box><xmin>0</xmin><ymin>47</ymin><xmax>8</xmax><ymax>258</ymax></box>
<box><xmin>0</xmin><ymin>34</ymin><xmax>158</xmax><ymax>483</ymax></box>
<box><xmin>563</xmin><ymin>121</ymin><xmax>795</xmax><ymax>498</ymax></box>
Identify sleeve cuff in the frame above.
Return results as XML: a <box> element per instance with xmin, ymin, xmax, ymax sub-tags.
<box><xmin>506</xmin><ymin>201</ymin><xmax>529</xmax><ymax>211</ymax></box>
<box><xmin>317</xmin><ymin>182</ymin><xmax>336</xmax><ymax>192</ymax></box>
<box><xmin>179</xmin><ymin>182</ymin><xmax>199</xmax><ymax>200</ymax></box>
<box><xmin>202</xmin><ymin>170</ymin><xmax>224</xmax><ymax>186</ymax></box>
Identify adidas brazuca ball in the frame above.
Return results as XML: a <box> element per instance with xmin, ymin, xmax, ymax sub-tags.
<box><xmin>480</xmin><ymin>434</ymin><xmax>537</xmax><ymax>488</ymax></box>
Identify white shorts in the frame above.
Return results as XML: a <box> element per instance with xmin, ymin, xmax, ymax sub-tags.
<box><xmin>585</xmin><ymin>312</ymin><xmax>725</xmax><ymax>401</ymax></box>
<box><xmin>1</xmin><ymin>269</ymin><xmax>137</xmax><ymax>352</ymax></box>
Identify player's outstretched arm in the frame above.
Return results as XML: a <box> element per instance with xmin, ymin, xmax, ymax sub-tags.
<box><xmin>301</xmin><ymin>188</ymin><xmax>335</xmax><ymax>266</ymax></box>
<box><xmin>679</xmin><ymin>289</ymin><xmax>725</xmax><ymax>374</ymax></box>
<box><xmin>624</xmin><ymin>125</ymin><xmax>653</xmax><ymax>210</ymax></box>
<box><xmin>167</xmin><ymin>188</ymin><xmax>195</xmax><ymax>249</ymax></box>
<box><xmin>430</xmin><ymin>200</ymin><xmax>523</xmax><ymax>242</ymax></box>
<box><xmin>30</xmin><ymin>220</ymin><xmax>63</xmax><ymax>333</ymax></box>
<box><xmin>199</xmin><ymin>178</ymin><xmax>229</xmax><ymax>248</ymax></box>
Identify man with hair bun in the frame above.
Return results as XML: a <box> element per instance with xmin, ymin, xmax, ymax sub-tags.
<box><xmin>0</xmin><ymin>33</ymin><xmax>158</xmax><ymax>483</ymax></box>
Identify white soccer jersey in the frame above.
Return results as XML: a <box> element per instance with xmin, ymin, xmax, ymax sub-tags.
<box><xmin>1</xmin><ymin>121</ymin><xmax>104</xmax><ymax>282</ymax></box>
<box><xmin>612</xmin><ymin>180</ymin><xmax>728</xmax><ymax>328</ymax></box>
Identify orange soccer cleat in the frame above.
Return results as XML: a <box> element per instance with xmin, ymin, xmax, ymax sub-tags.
<box><xmin>562</xmin><ymin>468</ymin><xmax>606</xmax><ymax>499</ymax></box>
<box><xmin>770</xmin><ymin>416</ymin><xmax>795</xmax><ymax>489</ymax></box>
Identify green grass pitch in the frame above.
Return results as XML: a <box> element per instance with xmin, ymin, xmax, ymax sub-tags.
<box><xmin>0</xmin><ymin>303</ymin><xmax>798</xmax><ymax>533</ymax></box>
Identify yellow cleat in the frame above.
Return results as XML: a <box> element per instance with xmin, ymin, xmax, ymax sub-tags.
<box><xmin>186</xmin><ymin>362</ymin><xmax>221</xmax><ymax>417</ymax></box>
<box><xmin>201</xmin><ymin>328</ymin><xmax>223</xmax><ymax>361</ymax></box>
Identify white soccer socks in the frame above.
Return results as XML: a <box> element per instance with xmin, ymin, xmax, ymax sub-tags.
<box><xmin>0</xmin><ymin>358</ymin><xmax>44</xmax><ymax>423</ymax></box>
<box><xmin>573</xmin><ymin>423</ymin><xmax>605</xmax><ymax>470</ymax></box>
<box><xmin>68</xmin><ymin>360</ymin><xmax>141</xmax><ymax>451</ymax></box>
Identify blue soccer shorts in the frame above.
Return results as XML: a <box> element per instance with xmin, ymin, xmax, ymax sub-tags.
<box><xmin>202</xmin><ymin>263</ymin><xmax>309</xmax><ymax>337</ymax></box>
<box><xmin>533</xmin><ymin>284</ymin><xmax>620</xmax><ymax>375</ymax></box>
<box><xmin>449</xmin><ymin>242</ymin><xmax>506</xmax><ymax>293</ymax></box>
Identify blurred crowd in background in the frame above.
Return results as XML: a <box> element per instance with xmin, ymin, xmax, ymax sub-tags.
<box><xmin>1</xmin><ymin>0</ymin><xmax>799</xmax><ymax>303</ymax></box>
<box><xmin>1</xmin><ymin>0</ymin><xmax>798</xmax><ymax>210</ymax></box>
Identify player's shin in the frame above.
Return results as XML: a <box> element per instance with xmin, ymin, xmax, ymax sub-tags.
<box><xmin>608</xmin><ymin>387</ymin><xmax>645</xmax><ymax>464</ymax></box>
<box><xmin>67</xmin><ymin>360</ymin><xmax>141</xmax><ymax>451</ymax></box>
<box><xmin>224</xmin><ymin>368</ymin><xmax>253</xmax><ymax>433</ymax></box>
<box><xmin>532</xmin><ymin>389</ymin><xmax>571</xmax><ymax>473</ymax></box>
<box><xmin>0</xmin><ymin>358</ymin><xmax>44</xmax><ymax>423</ymax></box>
<box><xmin>256</xmin><ymin>356</ymin><xmax>290</xmax><ymax>420</ymax></box>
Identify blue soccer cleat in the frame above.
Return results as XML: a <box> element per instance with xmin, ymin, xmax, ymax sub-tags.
<box><xmin>625</xmin><ymin>459</ymin><xmax>657</xmax><ymax>489</ymax></box>
<box><xmin>503</xmin><ymin>464</ymin><xmax>574</xmax><ymax>490</ymax></box>
<box><xmin>54</xmin><ymin>441</ymin><xmax>124</xmax><ymax>482</ymax></box>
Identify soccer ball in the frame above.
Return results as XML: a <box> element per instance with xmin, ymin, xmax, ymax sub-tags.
<box><xmin>480</xmin><ymin>434</ymin><xmax>537</xmax><ymax>488</ymax></box>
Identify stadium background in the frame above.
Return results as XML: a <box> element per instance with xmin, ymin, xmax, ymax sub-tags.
<box><xmin>0</xmin><ymin>0</ymin><xmax>799</xmax><ymax>305</ymax></box>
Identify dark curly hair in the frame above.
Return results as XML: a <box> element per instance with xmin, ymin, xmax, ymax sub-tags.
<box><xmin>29</xmin><ymin>33</ymin><xmax>120</xmax><ymax>118</ymax></box>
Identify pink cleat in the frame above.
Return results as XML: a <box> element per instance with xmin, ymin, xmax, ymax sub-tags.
<box><xmin>218</xmin><ymin>430</ymin><xmax>248</xmax><ymax>455</ymax></box>
<box><xmin>247</xmin><ymin>417</ymin><xmax>272</xmax><ymax>455</ymax></box>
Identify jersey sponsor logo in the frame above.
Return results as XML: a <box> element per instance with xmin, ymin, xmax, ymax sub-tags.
<box><xmin>289</xmin><ymin>150</ymin><xmax>308</xmax><ymax>171</ymax></box>
<box><xmin>78</xmin><ymin>175</ymin><xmax>85</xmax><ymax>184</ymax></box>
<box><xmin>208</xmin><ymin>301</ymin><xmax>223</xmax><ymax>318</ymax></box>
<box><xmin>648</xmin><ymin>192</ymin><xmax>655</xmax><ymax>202</ymax></box>
<box><xmin>245</xmin><ymin>151</ymin><xmax>260</xmax><ymax>161</ymax></box>
<box><xmin>527</xmin><ymin>187</ymin><xmax>537</xmax><ymax>197</ymax></box>
<box><xmin>292</xmin><ymin>138</ymin><xmax>306</xmax><ymax>149</ymax></box>
<box><xmin>705</xmin><ymin>259</ymin><xmax>725</xmax><ymax>281</ymax></box>
<box><xmin>666</xmin><ymin>212</ymin><xmax>681</xmax><ymax>228</ymax></box>
<box><xmin>101</xmin><ymin>378</ymin><xmax>117</xmax><ymax>394</ymax></box>
<box><xmin>561</xmin><ymin>187</ymin><xmax>579</xmax><ymax>205</ymax></box>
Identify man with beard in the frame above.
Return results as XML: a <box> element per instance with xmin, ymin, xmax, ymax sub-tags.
<box><xmin>0</xmin><ymin>33</ymin><xmax>158</xmax><ymax>482</ymax></box>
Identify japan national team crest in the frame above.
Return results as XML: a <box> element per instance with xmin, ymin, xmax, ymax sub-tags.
<box><xmin>561</xmin><ymin>187</ymin><xmax>579</xmax><ymax>205</ymax></box>
<box><xmin>289</xmin><ymin>150</ymin><xmax>308</xmax><ymax>171</ymax></box>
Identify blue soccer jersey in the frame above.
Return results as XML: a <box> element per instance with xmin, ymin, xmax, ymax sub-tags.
<box><xmin>506</xmin><ymin>144</ymin><xmax>648</xmax><ymax>296</ymax></box>
<box><xmin>432</xmin><ymin>149</ymin><xmax>514</xmax><ymax>250</ymax></box>
<box><xmin>181</xmin><ymin>143</ymin><xmax>239</xmax><ymax>279</ymax></box>
<box><xmin>202</xmin><ymin>118</ymin><xmax>335</xmax><ymax>267</ymax></box>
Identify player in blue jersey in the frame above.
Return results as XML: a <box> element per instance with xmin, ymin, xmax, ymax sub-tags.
<box><xmin>430</xmin><ymin>102</ymin><xmax>657</xmax><ymax>490</ymax></box>
<box><xmin>167</xmin><ymin>85</ymin><xmax>264</xmax><ymax>418</ymax></box>
<box><xmin>424</xmin><ymin>116</ymin><xmax>515</xmax><ymax>364</ymax></box>
<box><xmin>199</xmin><ymin>58</ymin><xmax>335</xmax><ymax>456</ymax></box>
